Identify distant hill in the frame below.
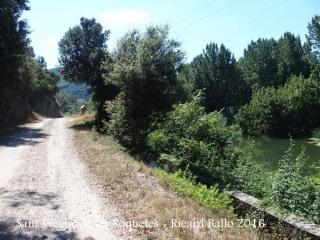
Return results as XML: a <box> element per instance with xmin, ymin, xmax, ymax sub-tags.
<box><xmin>50</xmin><ymin>68</ymin><xmax>91</xmax><ymax>100</ymax></box>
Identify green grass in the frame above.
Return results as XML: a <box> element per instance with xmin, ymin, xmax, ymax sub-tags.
<box><xmin>155</xmin><ymin>168</ymin><xmax>234</xmax><ymax>216</ymax></box>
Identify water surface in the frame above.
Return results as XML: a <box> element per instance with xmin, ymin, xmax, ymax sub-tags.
<box><xmin>251</xmin><ymin>137</ymin><xmax>320</xmax><ymax>175</ymax></box>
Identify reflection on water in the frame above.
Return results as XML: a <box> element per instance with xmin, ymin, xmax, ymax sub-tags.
<box><xmin>251</xmin><ymin>137</ymin><xmax>320</xmax><ymax>175</ymax></box>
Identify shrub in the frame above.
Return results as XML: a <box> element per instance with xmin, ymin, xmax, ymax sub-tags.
<box><xmin>312</xmin><ymin>128</ymin><xmax>320</xmax><ymax>138</ymax></box>
<box><xmin>156</xmin><ymin>168</ymin><xmax>233</xmax><ymax>215</ymax></box>
<box><xmin>236</xmin><ymin>75</ymin><xmax>320</xmax><ymax>137</ymax></box>
<box><xmin>263</xmin><ymin>141</ymin><xmax>320</xmax><ymax>224</ymax></box>
<box><xmin>104</xmin><ymin>94</ymin><xmax>148</xmax><ymax>152</ymax></box>
<box><xmin>148</xmin><ymin>93</ymin><xmax>266</xmax><ymax>190</ymax></box>
<box><xmin>104</xmin><ymin>25</ymin><xmax>185</xmax><ymax>153</ymax></box>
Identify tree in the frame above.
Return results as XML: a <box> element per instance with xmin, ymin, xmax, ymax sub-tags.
<box><xmin>306</xmin><ymin>15</ymin><xmax>320</xmax><ymax>54</ymax></box>
<box><xmin>0</xmin><ymin>1</ymin><xmax>61</xmax><ymax>123</ymax></box>
<box><xmin>0</xmin><ymin>0</ymin><xmax>30</xmax><ymax>62</ymax></box>
<box><xmin>306</xmin><ymin>15</ymin><xmax>320</xmax><ymax>81</ymax></box>
<box><xmin>277</xmin><ymin>32</ymin><xmax>309</xmax><ymax>82</ymax></box>
<box><xmin>186</xmin><ymin>43</ymin><xmax>248</xmax><ymax>116</ymax></box>
<box><xmin>58</xmin><ymin>17</ymin><xmax>118</xmax><ymax>124</ymax></box>
<box><xmin>36</xmin><ymin>56</ymin><xmax>47</xmax><ymax>69</ymax></box>
<box><xmin>0</xmin><ymin>0</ymin><xmax>30</xmax><ymax>83</ymax></box>
<box><xmin>21</xmin><ymin>48</ymin><xmax>59</xmax><ymax>100</ymax></box>
<box><xmin>238</xmin><ymin>38</ymin><xmax>279</xmax><ymax>90</ymax></box>
<box><xmin>239</xmin><ymin>33</ymin><xmax>311</xmax><ymax>91</ymax></box>
<box><xmin>104</xmin><ymin>25</ymin><xmax>185</xmax><ymax>152</ymax></box>
<box><xmin>236</xmin><ymin>76</ymin><xmax>320</xmax><ymax>137</ymax></box>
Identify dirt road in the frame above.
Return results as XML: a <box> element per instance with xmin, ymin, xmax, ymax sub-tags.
<box><xmin>0</xmin><ymin>118</ymin><xmax>124</xmax><ymax>240</ymax></box>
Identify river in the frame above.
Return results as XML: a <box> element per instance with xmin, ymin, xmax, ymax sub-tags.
<box><xmin>251</xmin><ymin>137</ymin><xmax>320</xmax><ymax>176</ymax></box>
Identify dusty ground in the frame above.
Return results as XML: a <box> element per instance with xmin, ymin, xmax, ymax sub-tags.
<box><xmin>0</xmin><ymin>118</ymin><xmax>130</xmax><ymax>240</ymax></box>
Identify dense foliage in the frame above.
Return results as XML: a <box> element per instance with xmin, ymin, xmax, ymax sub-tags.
<box><xmin>307</xmin><ymin>15</ymin><xmax>320</xmax><ymax>57</ymax></box>
<box><xmin>104</xmin><ymin>25</ymin><xmax>186</xmax><ymax>152</ymax></box>
<box><xmin>101</xmin><ymin>18</ymin><xmax>320</xmax><ymax>225</ymax></box>
<box><xmin>3</xmin><ymin>2</ymin><xmax>320</xmax><ymax>228</ymax></box>
<box><xmin>238</xmin><ymin>33</ymin><xmax>310</xmax><ymax>91</ymax></box>
<box><xmin>181</xmin><ymin>43</ymin><xmax>248</xmax><ymax>115</ymax></box>
<box><xmin>261</xmin><ymin>143</ymin><xmax>320</xmax><ymax>224</ymax></box>
<box><xmin>148</xmin><ymin>94</ymin><xmax>320</xmax><ymax>224</ymax></box>
<box><xmin>0</xmin><ymin>0</ymin><xmax>30</xmax><ymax>69</ymax></box>
<box><xmin>236</xmin><ymin>75</ymin><xmax>320</xmax><ymax>137</ymax></box>
<box><xmin>0</xmin><ymin>0</ymin><xmax>30</xmax><ymax>104</ymax></box>
<box><xmin>0</xmin><ymin>0</ymin><xmax>59</xmax><ymax>123</ymax></box>
<box><xmin>58</xmin><ymin>18</ymin><xmax>118</xmax><ymax>124</ymax></box>
<box><xmin>148</xmin><ymin>93</ymin><xmax>250</xmax><ymax>187</ymax></box>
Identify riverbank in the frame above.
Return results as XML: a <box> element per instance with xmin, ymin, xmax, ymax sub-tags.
<box><xmin>71</xmin><ymin>114</ymin><xmax>259</xmax><ymax>240</ymax></box>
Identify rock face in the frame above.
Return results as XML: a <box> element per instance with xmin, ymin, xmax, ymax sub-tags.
<box><xmin>29</xmin><ymin>92</ymin><xmax>62</xmax><ymax>118</ymax></box>
<box><xmin>0</xmin><ymin>96</ymin><xmax>32</xmax><ymax>125</ymax></box>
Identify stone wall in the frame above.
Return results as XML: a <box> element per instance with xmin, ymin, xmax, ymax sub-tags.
<box><xmin>230</xmin><ymin>190</ymin><xmax>320</xmax><ymax>240</ymax></box>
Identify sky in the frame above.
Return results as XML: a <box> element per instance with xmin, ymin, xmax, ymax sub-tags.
<box><xmin>22</xmin><ymin>0</ymin><xmax>320</xmax><ymax>69</ymax></box>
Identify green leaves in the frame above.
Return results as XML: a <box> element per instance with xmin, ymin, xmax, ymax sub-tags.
<box><xmin>147</xmin><ymin>93</ymin><xmax>244</xmax><ymax>185</ymax></box>
<box><xmin>58</xmin><ymin>17</ymin><xmax>118</xmax><ymax>124</ymax></box>
<box><xmin>104</xmin><ymin>25</ymin><xmax>185</xmax><ymax>152</ymax></box>
<box><xmin>266</xmin><ymin>142</ymin><xmax>320</xmax><ymax>222</ymax></box>
<box><xmin>58</xmin><ymin>18</ymin><xmax>110</xmax><ymax>85</ymax></box>
<box><xmin>184</xmin><ymin>43</ymin><xmax>246</xmax><ymax>114</ymax></box>
<box><xmin>307</xmin><ymin>15</ymin><xmax>320</xmax><ymax>54</ymax></box>
<box><xmin>236</xmin><ymin>76</ymin><xmax>320</xmax><ymax>137</ymax></box>
<box><xmin>239</xmin><ymin>33</ymin><xmax>309</xmax><ymax>91</ymax></box>
<box><xmin>156</xmin><ymin>169</ymin><xmax>233</xmax><ymax>215</ymax></box>
<box><xmin>0</xmin><ymin>0</ymin><xmax>30</xmax><ymax>64</ymax></box>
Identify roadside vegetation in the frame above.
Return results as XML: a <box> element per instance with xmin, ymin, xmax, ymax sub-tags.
<box><xmin>59</xmin><ymin>13</ymin><xmax>320</xmax><ymax>238</ymax></box>
<box><xmin>2</xmin><ymin>0</ymin><xmax>320</xmax><ymax>238</ymax></box>
<box><xmin>72</xmin><ymin>114</ymin><xmax>259</xmax><ymax>240</ymax></box>
<box><xmin>0</xmin><ymin>1</ymin><xmax>60</xmax><ymax>124</ymax></box>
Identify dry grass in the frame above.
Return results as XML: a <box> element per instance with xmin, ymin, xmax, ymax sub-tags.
<box><xmin>71</xmin><ymin>114</ymin><xmax>260</xmax><ymax>240</ymax></box>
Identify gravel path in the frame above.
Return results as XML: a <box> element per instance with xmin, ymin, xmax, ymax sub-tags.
<box><xmin>0</xmin><ymin>118</ymin><xmax>123</xmax><ymax>240</ymax></box>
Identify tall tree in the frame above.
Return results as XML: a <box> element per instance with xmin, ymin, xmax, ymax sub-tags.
<box><xmin>104</xmin><ymin>25</ymin><xmax>185</xmax><ymax>152</ymax></box>
<box><xmin>307</xmin><ymin>15</ymin><xmax>320</xmax><ymax>54</ymax></box>
<box><xmin>239</xmin><ymin>33</ymin><xmax>311</xmax><ymax>91</ymax></box>
<box><xmin>58</xmin><ymin>17</ymin><xmax>117</xmax><ymax>124</ymax></box>
<box><xmin>306</xmin><ymin>15</ymin><xmax>320</xmax><ymax>80</ymax></box>
<box><xmin>238</xmin><ymin>38</ymin><xmax>279</xmax><ymax>90</ymax></box>
<box><xmin>188</xmin><ymin>43</ymin><xmax>247</xmax><ymax>114</ymax></box>
<box><xmin>277</xmin><ymin>32</ymin><xmax>309</xmax><ymax>82</ymax></box>
<box><xmin>0</xmin><ymin>0</ymin><xmax>30</xmax><ymax>81</ymax></box>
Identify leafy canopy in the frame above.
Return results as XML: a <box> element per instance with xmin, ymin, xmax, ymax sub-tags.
<box><xmin>58</xmin><ymin>17</ymin><xmax>109</xmax><ymax>86</ymax></box>
<box><xmin>104</xmin><ymin>25</ymin><xmax>185</xmax><ymax>152</ymax></box>
<box><xmin>238</xmin><ymin>33</ymin><xmax>309</xmax><ymax>91</ymax></box>
<box><xmin>58</xmin><ymin>17</ymin><xmax>118</xmax><ymax>123</ymax></box>
<box><xmin>236</xmin><ymin>75</ymin><xmax>320</xmax><ymax>137</ymax></box>
<box><xmin>0</xmin><ymin>0</ymin><xmax>30</xmax><ymax>64</ymax></box>
<box><xmin>307</xmin><ymin>14</ymin><xmax>320</xmax><ymax>54</ymax></box>
<box><xmin>182</xmin><ymin>43</ymin><xmax>247</xmax><ymax>114</ymax></box>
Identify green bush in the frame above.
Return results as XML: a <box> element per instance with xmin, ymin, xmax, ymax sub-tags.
<box><xmin>312</xmin><ymin>128</ymin><xmax>320</xmax><ymax>138</ymax></box>
<box><xmin>156</xmin><ymin>168</ymin><xmax>233</xmax><ymax>215</ymax></box>
<box><xmin>148</xmin><ymin>93</ymin><xmax>267</xmax><ymax>190</ymax></box>
<box><xmin>236</xmin><ymin>75</ymin><xmax>320</xmax><ymax>137</ymax></box>
<box><xmin>262</xmin><ymin>142</ymin><xmax>320</xmax><ymax>224</ymax></box>
<box><xmin>104</xmin><ymin>25</ymin><xmax>186</xmax><ymax>153</ymax></box>
<box><xmin>104</xmin><ymin>94</ymin><xmax>149</xmax><ymax>152</ymax></box>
